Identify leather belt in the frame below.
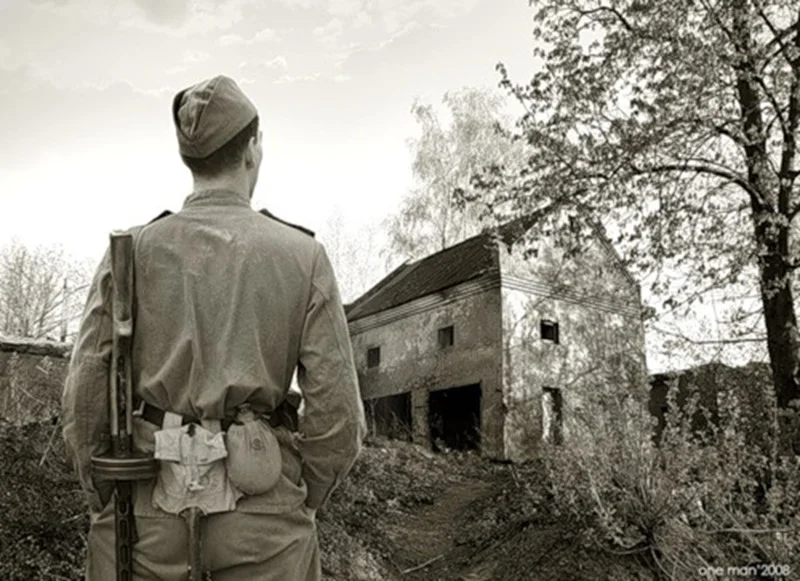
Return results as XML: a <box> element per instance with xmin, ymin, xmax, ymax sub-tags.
<box><xmin>134</xmin><ymin>399</ymin><xmax>282</xmax><ymax>431</ymax></box>
<box><xmin>134</xmin><ymin>399</ymin><xmax>235</xmax><ymax>431</ymax></box>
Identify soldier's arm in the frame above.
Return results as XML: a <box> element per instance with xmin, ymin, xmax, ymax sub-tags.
<box><xmin>296</xmin><ymin>243</ymin><xmax>367</xmax><ymax>510</ymax></box>
<box><xmin>61</xmin><ymin>250</ymin><xmax>113</xmax><ymax>514</ymax></box>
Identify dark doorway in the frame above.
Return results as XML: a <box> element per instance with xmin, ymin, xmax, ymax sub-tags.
<box><xmin>365</xmin><ymin>392</ymin><xmax>412</xmax><ymax>441</ymax></box>
<box><xmin>428</xmin><ymin>383</ymin><xmax>481</xmax><ymax>452</ymax></box>
<box><xmin>542</xmin><ymin>387</ymin><xmax>564</xmax><ymax>445</ymax></box>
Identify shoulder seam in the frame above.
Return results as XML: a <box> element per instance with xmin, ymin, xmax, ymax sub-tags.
<box><xmin>258</xmin><ymin>208</ymin><xmax>315</xmax><ymax>237</ymax></box>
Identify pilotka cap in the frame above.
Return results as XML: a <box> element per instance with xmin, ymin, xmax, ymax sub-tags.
<box><xmin>173</xmin><ymin>75</ymin><xmax>258</xmax><ymax>159</ymax></box>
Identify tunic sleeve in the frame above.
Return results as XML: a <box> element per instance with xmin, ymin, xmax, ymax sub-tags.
<box><xmin>296</xmin><ymin>243</ymin><xmax>367</xmax><ymax>510</ymax></box>
<box><xmin>61</xmin><ymin>249</ymin><xmax>114</xmax><ymax>514</ymax></box>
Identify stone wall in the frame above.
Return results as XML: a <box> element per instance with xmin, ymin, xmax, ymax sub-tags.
<box><xmin>0</xmin><ymin>338</ymin><xmax>71</xmax><ymax>425</ymax></box>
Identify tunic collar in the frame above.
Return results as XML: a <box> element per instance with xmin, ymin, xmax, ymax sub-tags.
<box><xmin>182</xmin><ymin>188</ymin><xmax>251</xmax><ymax>209</ymax></box>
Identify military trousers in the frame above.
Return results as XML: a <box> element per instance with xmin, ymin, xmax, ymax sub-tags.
<box><xmin>85</xmin><ymin>497</ymin><xmax>321</xmax><ymax>581</ymax></box>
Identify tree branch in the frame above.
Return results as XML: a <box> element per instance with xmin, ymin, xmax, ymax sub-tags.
<box><xmin>629</xmin><ymin>161</ymin><xmax>760</xmax><ymax>201</ymax></box>
<box><xmin>572</xmin><ymin>5</ymin><xmax>638</xmax><ymax>35</ymax></box>
<box><xmin>653</xmin><ymin>325</ymin><xmax>767</xmax><ymax>346</ymax></box>
<box><xmin>751</xmin><ymin>0</ymin><xmax>799</xmax><ymax>71</ymax></box>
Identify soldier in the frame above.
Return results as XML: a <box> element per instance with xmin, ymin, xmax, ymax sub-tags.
<box><xmin>62</xmin><ymin>74</ymin><xmax>367</xmax><ymax>580</ymax></box>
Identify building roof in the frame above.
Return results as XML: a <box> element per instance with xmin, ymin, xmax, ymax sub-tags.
<box><xmin>345</xmin><ymin>208</ymin><xmax>639</xmax><ymax>322</ymax></box>
<box><xmin>345</xmin><ymin>232</ymin><xmax>500</xmax><ymax>321</ymax></box>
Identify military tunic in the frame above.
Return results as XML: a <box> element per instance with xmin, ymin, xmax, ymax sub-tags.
<box><xmin>62</xmin><ymin>188</ymin><xmax>366</xmax><ymax>580</ymax></box>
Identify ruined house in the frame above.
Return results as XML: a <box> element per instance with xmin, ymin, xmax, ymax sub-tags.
<box><xmin>345</xmin><ymin>216</ymin><xmax>647</xmax><ymax>462</ymax></box>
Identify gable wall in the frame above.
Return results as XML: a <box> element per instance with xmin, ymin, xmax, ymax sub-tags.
<box><xmin>499</xmin><ymin>233</ymin><xmax>647</xmax><ymax>461</ymax></box>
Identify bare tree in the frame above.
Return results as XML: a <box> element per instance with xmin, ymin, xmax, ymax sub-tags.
<box><xmin>318</xmin><ymin>209</ymin><xmax>388</xmax><ymax>305</ymax></box>
<box><xmin>0</xmin><ymin>239</ymin><xmax>92</xmax><ymax>341</ymax></box>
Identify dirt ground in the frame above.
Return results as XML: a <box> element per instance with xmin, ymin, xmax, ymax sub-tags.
<box><xmin>318</xmin><ymin>437</ymin><xmax>654</xmax><ymax>581</ymax></box>
<box><xmin>1</xmin><ymin>422</ymin><xmax>656</xmax><ymax>580</ymax></box>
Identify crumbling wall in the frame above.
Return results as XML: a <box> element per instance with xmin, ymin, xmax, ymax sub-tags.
<box><xmin>0</xmin><ymin>338</ymin><xmax>71</xmax><ymax>425</ymax></box>
<box><xmin>499</xmin><ymin>232</ymin><xmax>647</xmax><ymax>462</ymax></box>
<box><xmin>649</xmin><ymin>362</ymin><xmax>773</xmax><ymax>448</ymax></box>
<box><xmin>348</xmin><ymin>280</ymin><xmax>505</xmax><ymax>459</ymax></box>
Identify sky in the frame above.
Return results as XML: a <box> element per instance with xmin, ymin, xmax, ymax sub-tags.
<box><xmin>0</xmin><ymin>0</ymin><xmax>768</xmax><ymax>373</ymax></box>
<box><xmin>0</xmin><ymin>0</ymin><xmax>536</xmax><ymax>263</ymax></box>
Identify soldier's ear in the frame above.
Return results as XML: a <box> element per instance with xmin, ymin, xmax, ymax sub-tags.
<box><xmin>244</xmin><ymin>138</ymin><xmax>257</xmax><ymax>169</ymax></box>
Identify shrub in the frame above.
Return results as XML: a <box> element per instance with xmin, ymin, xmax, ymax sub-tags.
<box><xmin>0</xmin><ymin>419</ymin><xmax>87</xmax><ymax>580</ymax></box>
<box><xmin>543</xmin><ymin>361</ymin><xmax>800</xmax><ymax>580</ymax></box>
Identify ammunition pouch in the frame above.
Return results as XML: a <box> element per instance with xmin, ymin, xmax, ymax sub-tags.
<box><xmin>140</xmin><ymin>400</ymin><xmax>295</xmax><ymax>515</ymax></box>
<box><xmin>152</xmin><ymin>421</ymin><xmax>241</xmax><ymax>516</ymax></box>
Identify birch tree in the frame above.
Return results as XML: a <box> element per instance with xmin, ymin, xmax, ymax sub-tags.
<box><xmin>386</xmin><ymin>87</ymin><xmax>527</xmax><ymax>262</ymax></box>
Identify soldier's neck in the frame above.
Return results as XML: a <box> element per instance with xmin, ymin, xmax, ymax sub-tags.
<box><xmin>192</xmin><ymin>171</ymin><xmax>253</xmax><ymax>203</ymax></box>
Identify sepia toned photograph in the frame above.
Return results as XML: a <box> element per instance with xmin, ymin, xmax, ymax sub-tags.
<box><xmin>0</xmin><ymin>0</ymin><xmax>798</xmax><ymax>579</ymax></box>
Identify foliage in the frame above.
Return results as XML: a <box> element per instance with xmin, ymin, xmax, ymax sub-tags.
<box><xmin>385</xmin><ymin>87</ymin><xmax>527</xmax><ymax>263</ymax></box>
<box><xmin>544</xmin><ymin>363</ymin><xmax>800</xmax><ymax>580</ymax></box>
<box><xmin>0</xmin><ymin>238</ymin><xmax>92</xmax><ymax>341</ymax></box>
<box><xmin>475</xmin><ymin>0</ymin><xmax>800</xmax><ymax>411</ymax></box>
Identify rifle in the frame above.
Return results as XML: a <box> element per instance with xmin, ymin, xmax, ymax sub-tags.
<box><xmin>91</xmin><ymin>231</ymin><xmax>159</xmax><ymax>581</ymax></box>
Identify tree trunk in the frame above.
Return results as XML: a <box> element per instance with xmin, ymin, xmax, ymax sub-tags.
<box><xmin>733</xmin><ymin>1</ymin><xmax>800</xmax><ymax>447</ymax></box>
<box><xmin>759</xmin><ymin>255</ymin><xmax>800</xmax><ymax>410</ymax></box>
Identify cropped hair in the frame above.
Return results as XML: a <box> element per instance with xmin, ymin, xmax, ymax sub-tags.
<box><xmin>181</xmin><ymin>116</ymin><xmax>259</xmax><ymax>177</ymax></box>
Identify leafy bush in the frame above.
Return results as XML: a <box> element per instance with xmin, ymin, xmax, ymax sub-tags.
<box><xmin>543</xmin><ymin>362</ymin><xmax>800</xmax><ymax>580</ymax></box>
<box><xmin>0</xmin><ymin>419</ymin><xmax>87</xmax><ymax>581</ymax></box>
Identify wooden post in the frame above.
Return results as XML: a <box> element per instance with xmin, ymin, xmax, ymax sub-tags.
<box><xmin>60</xmin><ymin>277</ymin><xmax>68</xmax><ymax>343</ymax></box>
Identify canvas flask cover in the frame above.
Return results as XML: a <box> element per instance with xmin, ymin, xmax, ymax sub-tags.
<box><xmin>152</xmin><ymin>422</ymin><xmax>242</xmax><ymax>515</ymax></box>
<box><xmin>225</xmin><ymin>406</ymin><xmax>283</xmax><ymax>496</ymax></box>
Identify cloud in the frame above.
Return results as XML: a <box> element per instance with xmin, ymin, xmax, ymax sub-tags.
<box><xmin>327</xmin><ymin>0</ymin><xmax>362</xmax><ymax>17</ymax></box>
<box><xmin>326</xmin><ymin>41</ymin><xmax>362</xmax><ymax>70</ymax></box>
<box><xmin>217</xmin><ymin>26</ymin><xmax>279</xmax><ymax>46</ymax></box>
<box><xmin>0</xmin><ymin>68</ymin><xmax>169</xmax><ymax>169</ymax></box>
<box><xmin>429</xmin><ymin>0</ymin><xmax>480</xmax><ymax>20</ymax></box>
<box><xmin>352</xmin><ymin>10</ymin><xmax>372</xmax><ymax>29</ymax></box>
<box><xmin>182</xmin><ymin>49</ymin><xmax>210</xmax><ymax>63</ymax></box>
<box><xmin>378</xmin><ymin>20</ymin><xmax>419</xmax><ymax>49</ymax></box>
<box><xmin>274</xmin><ymin>72</ymin><xmax>321</xmax><ymax>84</ymax></box>
<box><xmin>0</xmin><ymin>40</ymin><xmax>9</xmax><ymax>68</ymax></box>
<box><xmin>131</xmin><ymin>0</ymin><xmax>189</xmax><ymax>27</ymax></box>
<box><xmin>373</xmin><ymin>0</ymin><xmax>478</xmax><ymax>36</ymax></box>
<box><xmin>312</xmin><ymin>17</ymin><xmax>343</xmax><ymax>45</ymax></box>
<box><xmin>253</xmin><ymin>27</ymin><xmax>278</xmax><ymax>42</ymax></box>
<box><xmin>218</xmin><ymin>33</ymin><xmax>246</xmax><ymax>46</ymax></box>
<box><xmin>273</xmin><ymin>0</ymin><xmax>315</xmax><ymax>8</ymax></box>
<box><xmin>123</xmin><ymin>0</ymin><xmax>257</xmax><ymax>36</ymax></box>
<box><xmin>265</xmin><ymin>56</ymin><xmax>288</xmax><ymax>70</ymax></box>
<box><xmin>333</xmin><ymin>73</ymin><xmax>351</xmax><ymax>83</ymax></box>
